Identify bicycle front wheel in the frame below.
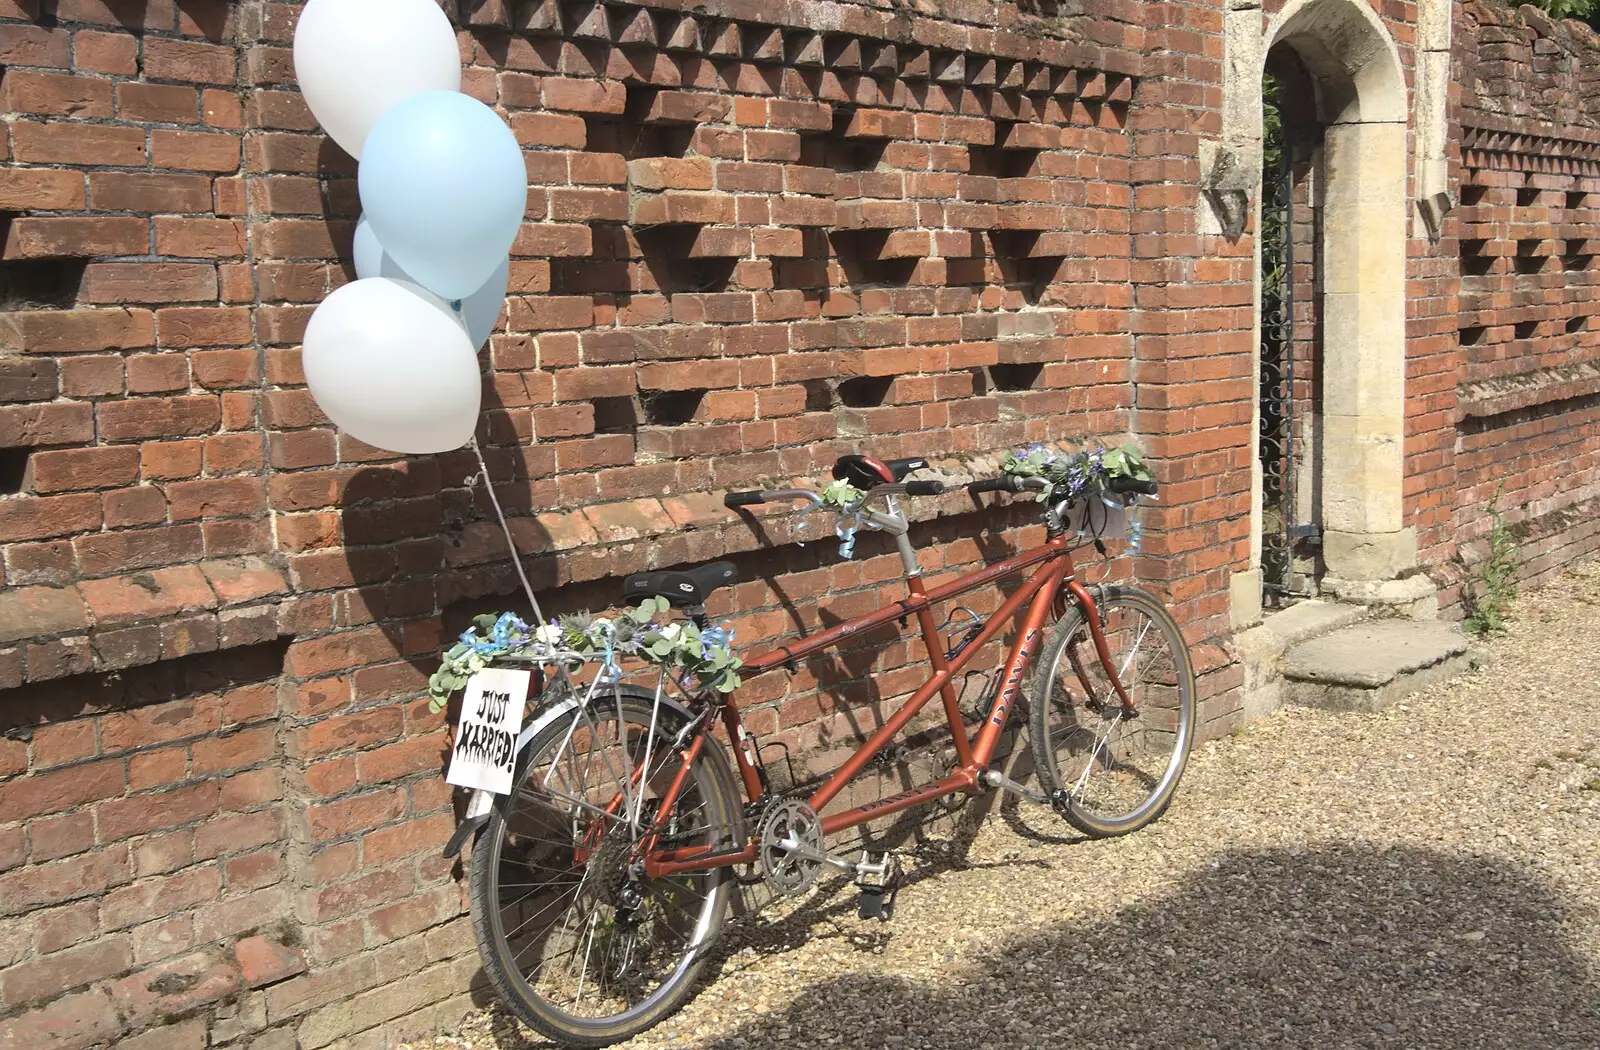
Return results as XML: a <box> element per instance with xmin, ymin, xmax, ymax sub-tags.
<box><xmin>1028</xmin><ymin>586</ymin><xmax>1195</xmax><ymax>837</ymax></box>
<box><xmin>470</xmin><ymin>685</ymin><xmax>743</xmax><ymax>1047</ymax></box>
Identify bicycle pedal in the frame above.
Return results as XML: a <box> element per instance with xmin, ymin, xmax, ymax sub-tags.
<box><xmin>858</xmin><ymin>885</ymin><xmax>894</xmax><ymax>921</ymax></box>
<box><xmin>854</xmin><ymin>851</ymin><xmax>900</xmax><ymax>921</ymax></box>
<box><xmin>1048</xmin><ymin>788</ymin><xmax>1074</xmax><ymax>819</ymax></box>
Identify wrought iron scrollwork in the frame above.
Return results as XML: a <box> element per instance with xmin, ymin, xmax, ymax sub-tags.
<box><xmin>1258</xmin><ymin>76</ymin><xmax>1311</xmax><ymax>604</ymax></box>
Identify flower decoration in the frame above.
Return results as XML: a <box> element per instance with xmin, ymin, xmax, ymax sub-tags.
<box><xmin>1001</xmin><ymin>442</ymin><xmax>1154</xmax><ymax>504</ymax></box>
<box><xmin>1001</xmin><ymin>443</ymin><xmax>1155</xmax><ymax>554</ymax></box>
<box><xmin>427</xmin><ymin>597</ymin><xmax>742</xmax><ymax>712</ymax></box>
<box><xmin>810</xmin><ymin>478</ymin><xmax>869</xmax><ymax>559</ymax></box>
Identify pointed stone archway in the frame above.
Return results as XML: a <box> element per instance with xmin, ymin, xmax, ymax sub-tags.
<box><xmin>1230</xmin><ymin>0</ymin><xmax>1428</xmax><ymax>626</ymax></box>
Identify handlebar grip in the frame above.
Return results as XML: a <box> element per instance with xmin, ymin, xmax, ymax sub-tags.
<box><xmin>1106</xmin><ymin>477</ymin><xmax>1158</xmax><ymax>496</ymax></box>
<box><xmin>904</xmin><ymin>480</ymin><xmax>945</xmax><ymax>496</ymax></box>
<box><xmin>967</xmin><ymin>476</ymin><xmax>1022</xmax><ymax>495</ymax></box>
<box><xmin>724</xmin><ymin>491</ymin><xmax>766</xmax><ymax>508</ymax></box>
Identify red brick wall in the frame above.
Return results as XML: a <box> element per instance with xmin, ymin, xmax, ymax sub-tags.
<box><xmin>1441</xmin><ymin>3</ymin><xmax>1600</xmax><ymax>605</ymax></box>
<box><xmin>0</xmin><ymin>0</ymin><xmax>1592</xmax><ymax>1045</ymax></box>
<box><xmin>0</xmin><ymin>3</ymin><xmax>1201</xmax><ymax>1044</ymax></box>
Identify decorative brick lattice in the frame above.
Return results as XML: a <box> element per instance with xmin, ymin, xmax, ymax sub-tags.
<box><xmin>0</xmin><ymin>1</ymin><xmax>1595</xmax><ymax>1046</ymax></box>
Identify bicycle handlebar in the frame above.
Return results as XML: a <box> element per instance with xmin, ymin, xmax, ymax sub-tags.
<box><xmin>730</xmin><ymin>473</ymin><xmax>1155</xmax><ymax>509</ymax></box>
<box><xmin>967</xmin><ymin>475</ymin><xmax>1158</xmax><ymax>497</ymax></box>
<box><xmin>1107</xmin><ymin>476</ymin><xmax>1158</xmax><ymax>496</ymax></box>
<box><xmin>967</xmin><ymin>475</ymin><xmax>1045</xmax><ymax>495</ymax></box>
<box><xmin>724</xmin><ymin>480</ymin><xmax>944</xmax><ymax>510</ymax></box>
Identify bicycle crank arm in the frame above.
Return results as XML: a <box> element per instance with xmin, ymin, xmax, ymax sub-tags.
<box><xmin>776</xmin><ymin>835</ymin><xmax>878</xmax><ymax>875</ymax></box>
<box><xmin>981</xmin><ymin>768</ymin><xmax>1049</xmax><ymax>805</ymax></box>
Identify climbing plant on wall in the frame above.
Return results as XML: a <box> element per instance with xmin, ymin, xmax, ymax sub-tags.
<box><xmin>1529</xmin><ymin>0</ymin><xmax>1600</xmax><ymax>26</ymax></box>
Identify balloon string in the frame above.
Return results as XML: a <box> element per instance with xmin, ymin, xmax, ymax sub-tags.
<box><xmin>467</xmin><ymin>438</ymin><xmax>548</xmax><ymax>629</ymax></box>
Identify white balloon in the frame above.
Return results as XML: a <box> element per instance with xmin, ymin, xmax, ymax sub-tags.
<box><xmin>352</xmin><ymin>214</ymin><xmax>384</xmax><ymax>280</ymax></box>
<box><xmin>293</xmin><ymin>0</ymin><xmax>461</xmax><ymax>159</ymax></box>
<box><xmin>352</xmin><ymin>214</ymin><xmax>508</xmax><ymax>349</ymax></box>
<box><xmin>302</xmin><ymin>278</ymin><xmax>482</xmax><ymax>455</ymax></box>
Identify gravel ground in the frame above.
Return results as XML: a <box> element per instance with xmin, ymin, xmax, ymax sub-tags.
<box><xmin>411</xmin><ymin>562</ymin><xmax>1600</xmax><ymax>1050</ymax></box>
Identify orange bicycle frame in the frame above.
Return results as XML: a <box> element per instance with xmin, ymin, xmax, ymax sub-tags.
<box><xmin>639</xmin><ymin>529</ymin><xmax>1131</xmax><ymax>879</ymax></box>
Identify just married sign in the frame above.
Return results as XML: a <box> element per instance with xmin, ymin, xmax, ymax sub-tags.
<box><xmin>445</xmin><ymin>667</ymin><xmax>529</xmax><ymax>795</ymax></box>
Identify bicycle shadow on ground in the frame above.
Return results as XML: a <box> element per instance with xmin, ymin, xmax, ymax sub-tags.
<box><xmin>693</xmin><ymin>844</ymin><xmax>1600</xmax><ymax>1050</ymax></box>
<box><xmin>475</xmin><ymin>844</ymin><xmax>1600</xmax><ymax>1048</ymax></box>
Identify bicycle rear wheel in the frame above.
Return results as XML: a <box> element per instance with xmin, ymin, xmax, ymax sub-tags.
<box><xmin>469</xmin><ymin>684</ymin><xmax>743</xmax><ymax>1047</ymax></box>
<box><xmin>1028</xmin><ymin>586</ymin><xmax>1195</xmax><ymax>837</ymax></box>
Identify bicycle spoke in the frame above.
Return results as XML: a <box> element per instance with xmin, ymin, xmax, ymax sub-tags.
<box><xmin>479</xmin><ymin>688</ymin><xmax>735</xmax><ymax>1033</ymax></box>
<box><xmin>1033</xmin><ymin>591</ymin><xmax>1195</xmax><ymax>836</ymax></box>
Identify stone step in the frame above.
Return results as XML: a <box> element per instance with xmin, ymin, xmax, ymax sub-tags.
<box><xmin>1234</xmin><ymin>600</ymin><xmax>1371</xmax><ymax>721</ymax></box>
<box><xmin>1282</xmin><ymin>620</ymin><xmax>1472</xmax><ymax>712</ymax></box>
<box><xmin>1258</xmin><ymin>599</ymin><xmax>1371</xmax><ymax>649</ymax></box>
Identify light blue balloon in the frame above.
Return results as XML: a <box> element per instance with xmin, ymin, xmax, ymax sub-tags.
<box><xmin>352</xmin><ymin>213</ymin><xmax>508</xmax><ymax>349</ymax></box>
<box><xmin>352</xmin><ymin>214</ymin><xmax>385</xmax><ymax>280</ymax></box>
<box><xmin>358</xmin><ymin>90</ymin><xmax>528</xmax><ymax>301</ymax></box>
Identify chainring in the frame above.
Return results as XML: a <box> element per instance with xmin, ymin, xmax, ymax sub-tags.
<box><xmin>757</xmin><ymin>798</ymin><xmax>824</xmax><ymax>896</ymax></box>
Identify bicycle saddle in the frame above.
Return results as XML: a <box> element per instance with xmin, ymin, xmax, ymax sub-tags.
<box><xmin>832</xmin><ymin>455</ymin><xmax>929</xmax><ymax>489</ymax></box>
<box><xmin>621</xmin><ymin>561</ymin><xmax>739</xmax><ymax>609</ymax></box>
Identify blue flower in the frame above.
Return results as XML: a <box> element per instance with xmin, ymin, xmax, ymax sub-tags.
<box><xmin>489</xmin><ymin>613</ymin><xmax>528</xmax><ymax>648</ymax></box>
<box><xmin>697</xmin><ymin>625</ymin><xmax>735</xmax><ymax>661</ymax></box>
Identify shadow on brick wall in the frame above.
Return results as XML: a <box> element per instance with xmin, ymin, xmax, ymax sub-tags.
<box><xmin>0</xmin><ymin>638</ymin><xmax>287</xmax><ymax>736</ymax></box>
<box><xmin>14</xmin><ymin>0</ymin><xmax>235</xmax><ymax>42</ymax></box>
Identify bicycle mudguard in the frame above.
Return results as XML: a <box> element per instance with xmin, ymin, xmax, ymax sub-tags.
<box><xmin>440</xmin><ymin>687</ymin><xmax>701</xmax><ymax>859</ymax></box>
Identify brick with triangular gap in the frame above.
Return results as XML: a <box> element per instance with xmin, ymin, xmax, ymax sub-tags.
<box><xmin>839</xmin><ymin>108</ymin><xmax>915</xmax><ymax>139</ymax></box>
<box><xmin>568</xmin><ymin>1</ymin><xmax>608</xmax><ymax>40</ymax></box>
<box><xmin>997</xmin><ymin>61</ymin><xmax>1024</xmax><ymax>90</ymax></box>
<box><xmin>663</xmin><ymin>14</ymin><xmax>698</xmax><ymax>51</ymax></box>
<box><xmin>688</xmin><ymin>226</ymin><xmax>752</xmax><ymax>258</ymax></box>
<box><xmin>1076</xmin><ymin>72</ymin><xmax>1108</xmax><ymax>100</ymax></box>
<box><xmin>788</xmin><ymin>31</ymin><xmax>825</xmax><ymax>67</ymax></box>
<box><xmin>612</xmin><ymin>7</ymin><xmax>656</xmax><ymax>47</ymax></box>
<box><xmin>743</xmin><ymin>25</ymin><xmax>784</xmax><ymax>63</ymax></box>
<box><xmin>899</xmin><ymin>46</ymin><xmax>929</xmax><ymax>80</ymax></box>
<box><xmin>514</xmin><ymin>0</ymin><xmax>561</xmax><ymax>33</ymax></box>
<box><xmin>1024</xmin><ymin>63</ymin><xmax>1052</xmax><ymax>93</ymax></box>
<box><xmin>933</xmin><ymin>52</ymin><xmax>965</xmax><ymax>84</ymax></box>
<box><xmin>827</xmin><ymin>36</ymin><xmax>862</xmax><ymax>70</ymax></box>
<box><xmin>1024</xmin><ymin>232</ymin><xmax>1076</xmax><ymax>257</ymax></box>
<box><xmin>999</xmin><ymin>122</ymin><xmax>1061</xmax><ymax>150</ymax></box>
<box><xmin>1107</xmin><ymin>75</ymin><xmax>1133</xmax><ymax>103</ymax></box>
<box><xmin>464</xmin><ymin>0</ymin><xmax>512</xmax><ymax>27</ymax></box>
<box><xmin>967</xmin><ymin>57</ymin><xmax>996</xmax><ymax>87</ymax></box>
<box><xmin>865</xmin><ymin>229</ymin><xmax>927</xmax><ymax>258</ymax></box>
<box><xmin>704</xmin><ymin>21</ymin><xmax>740</xmax><ymax>57</ymax></box>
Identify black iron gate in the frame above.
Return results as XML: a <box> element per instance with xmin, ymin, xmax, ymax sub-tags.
<box><xmin>1258</xmin><ymin>77</ymin><xmax>1318</xmax><ymax>604</ymax></box>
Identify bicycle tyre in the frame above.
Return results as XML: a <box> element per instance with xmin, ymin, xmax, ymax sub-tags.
<box><xmin>1028</xmin><ymin>586</ymin><xmax>1196</xmax><ymax>838</ymax></box>
<box><xmin>469</xmin><ymin>685</ymin><xmax>743</xmax><ymax>1047</ymax></box>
